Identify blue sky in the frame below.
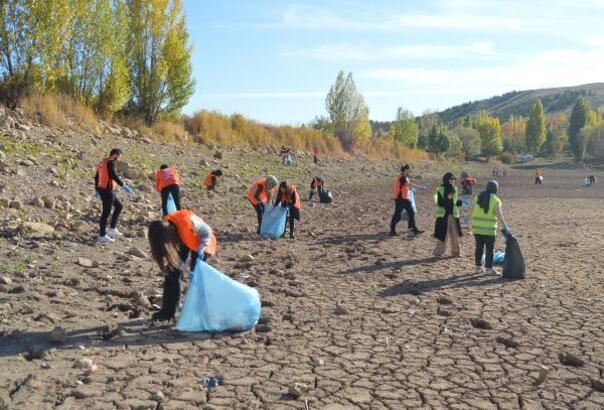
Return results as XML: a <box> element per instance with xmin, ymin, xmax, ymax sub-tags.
<box><xmin>183</xmin><ymin>0</ymin><xmax>604</xmax><ymax>125</ymax></box>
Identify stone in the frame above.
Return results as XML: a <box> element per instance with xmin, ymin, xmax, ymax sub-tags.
<box><xmin>17</xmin><ymin>123</ymin><xmax>31</xmax><ymax>131</ymax></box>
<box><xmin>559</xmin><ymin>352</ymin><xmax>584</xmax><ymax>367</ymax></box>
<box><xmin>41</xmin><ymin>196</ymin><xmax>55</xmax><ymax>209</ymax></box>
<box><xmin>29</xmin><ymin>197</ymin><xmax>45</xmax><ymax>207</ymax></box>
<box><xmin>312</xmin><ymin>356</ymin><xmax>325</xmax><ymax>367</ymax></box>
<box><xmin>22</xmin><ymin>222</ymin><xmax>55</xmax><ymax>236</ymax></box>
<box><xmin>129</xmin><ymin>247</ymin><xmax>148</xmax><ymax>259</ymax></box>
<box><xmin>135</xmin><ymin>292</ymin><xmax>152</xmax><ymax>309</ymax></box>
<box><xmin>243</xmin><ymin>254</ymin><xmax>255</xmax><ymax>262</ymax></box>
<box><xmin>288</xmin><ymin>382</ymin><xmax>309</xmax><ymax>399</ymax></box>
<box><xmin>255</xmin><ymin>324</ymin><xmax>272</xmax><ymax>333</ymax></box>
<box><xmin>8</xmin><ymin>200</ymin><xmax>22</xmax><ymax>210</ymax></box>
<box><xmin>25</xmin><ymin>344</ymin><xmax>47</xmax><ymax>360</ymax></box>
<box><xmin>18</xmin><ymin>159</ymin><xmax>34</xmax><ymax>166</ymax></box>
<box><xmin>77</xmin><ymin>258</ymin><xmax>96</xmax><ymax>268</ymax></box>
<box><xmin>73</xmin><ymin>358</ymin><xmax>98</xmax><ymax>373</ymax></box>
<box><xmin>335</xmin><ymin>301</ymin><xmax>350</xmax><ymax>315</ymax></box>
<box><xmin>213</xmin><ymin>150</ymin><xmax>223</xmax><ymax>159</ymax></box>
<box><xmin>48</xmin><ymin>326</ymin><xmax>67</xmax><ymax>344</ymax></box>
<box><xmin>470</xmin><ymin>318</ymin><xmax>492</xmax><ymax>330</ymax></box>
<box><xmin>0</xmin><ymin>276</ymin><xmax>12</xmax><ymax>285</ymax></box>
<box><xmin>9</xmin><ymin>285</ymin><xmax>26</xmax><ymax>294</ymax></box>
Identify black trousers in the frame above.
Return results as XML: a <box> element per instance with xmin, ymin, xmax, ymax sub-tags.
<box><xmin>474</xmin><ymin>234</ymin><xmax>495</xmax><ymax>268</ymax></box>
<box><xmin>161</xmin><ymin>184</ymin><xmax>182</xmax><ymax>216</ymax></box>
<box><xmin>283</xmin><ymin>207</ymin><xmax>299</xmax><ymax>237</ymax></box>
<box><xmin>254</xmin><ymin>203</ymin><xmax>264</xmax><ymax>233</ymax></box>
<box><xmin>159</xmin><ymin>245</ymin><xmax>203</xmax><ymax>317</ymax></box>
<box><xmin>535</xmin><ymin>177</ymin><xmax>542</xmax><ymax>184</ymax></box>
<box><xmin>99</xmin><ymin>189</ymin><xmax>123</xmax><ymax>236</ymax></box>
<box><xmin>390</xmin><ymin>198</ymin><xmax>417</xmax><ymax>232</ymax></box>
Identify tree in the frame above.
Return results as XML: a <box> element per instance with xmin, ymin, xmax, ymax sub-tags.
<box><xmin>427</xmin><ymin>124</ymin><xmax>450</xmax><ymax>154</ymax></box>
<box><xmin>475</xmin><ymin>111</ymin><xmax>503</xmax><ymax>161</ymax></box>
<box><xmin>451</xmin><ymin>126</ymin><xmax>481</xmax><ymax>160</ymax></box>
<box><xmin>525</xmin><ymin>98</ymin><xmax>546</xmax><ymax>153</ymax></box>
<box><xmin>387</xmin><ymin>107</ymin><xmax>418</xmax><ymax>147</ymax></box>
<box><xmin>568</xmin><ymin>97</ymin><xmax>592</xmax><ymax>161</ymax></box>
<box><xmin>417</xmin><ymin>111</ymin><xmax>440</xmax><ymax>149</ymax></box>
<box><xmin>586</xmin><ymin>124</ymin><xmax>604</xmax><ymax>162</ymax></box>
<box><xmin>325</xmin><ymin>70</ymin><xmax>371</xmax><ymax>150</ymax></box>
<box><xmin>126</xmin><ymin>0</ymin><xmax>195</xmax><ymax>124</ymax></box>
<box><xmin>544</xmin><ymin>126</ymin><xmax>566</xmax><ymax>158</ymax></box>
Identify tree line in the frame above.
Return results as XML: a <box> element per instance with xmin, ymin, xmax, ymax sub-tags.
<box><xmin>0</xmin><ymin>0</ymin><xmax>194</xmax><ymax>125</ymax></box>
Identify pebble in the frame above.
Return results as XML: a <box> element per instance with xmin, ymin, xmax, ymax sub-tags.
<box><xmin>128</xmin><ymin>247</ymin><xmax>148</xmax><ymax>259</ymax></box>
<box><xmin>73</xmin><ymin>358</ymin><xmax>97</xmax><ymax>373</ymax></box>
<box><xmin>77</xmin><ymin>258</ymin><xmax>96</xmax><ymax>268</ymax></box>
<box><xmin>335</xmin><ymin>301</ymin><xmax>350</xmax><ymax>315</ymax></box>
<box><xmin>0</xmin><ymin>276</ymin><xmax>12</xmax><ymax>285</ymax></box>
<box><xmin>288</xmin><ymin>382</ymin><xmax>309</xmax><ymax>399</ymax></box>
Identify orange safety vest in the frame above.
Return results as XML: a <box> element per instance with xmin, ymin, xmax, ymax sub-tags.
<box><xmin>164</xmin><ymin>209</ymin><xmax>217</xmax><ymax>256</ymax></box>
<box><xmin>96</xmin><ymin>158</ymin><xmax>117</xmax><ymax>190</ymax></box>
<box><xmin>393</xmin><ymin>174</ymin><xmax>410</xmax><ymax>199</ymax></box>
<box><xmin>155</xmin><ymin>168</ymin><xmax>180</xmax><ymax>192</ymax></box>
<box><xmin>247</xmin><ymin>178</ymin><xmax>269</xmax><ymax>206</ymax></box>
<box><xmin>535</xmin><ymin>169</ymin><xmax>541</xmax><ymax>177</ymax></box>
<box><xmin>277</xmin><ymin>186</ymin><xmax>301</xmax><ymax>209</ymax></box>
<box><xmin>202</xmin><ymin>172</ymin><xmax>217</xmax><ymax>189</ymax></box>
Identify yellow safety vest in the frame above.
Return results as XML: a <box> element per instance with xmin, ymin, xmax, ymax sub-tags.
<box><xmin>471</xmin><ymin>194</ymin><xmax>501</xmax><ymax>236</ymax></box>
<box><xmin>434</xmin><ymin>185</ymin><xmax>459</xmax><ymax>218</ymax></box>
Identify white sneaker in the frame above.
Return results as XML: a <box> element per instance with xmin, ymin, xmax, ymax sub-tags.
<box><xmin>97</xmin><ymin>235</ymin><xmax>114</xmax><ymax>244</ymax></box>
<box><xmin>485</xmin><ymin>268</ymin><xmax>500</xmax><ymax>276</ymax></box>
<box><xmin>107</xmin><ymin>228</ymin><xmax>123</xmax><ymax>239</ymax></box>
<box><xmin>475</xmin><ymin>266</ymin><xmax>485</xmax><ymax>274</ymax></box>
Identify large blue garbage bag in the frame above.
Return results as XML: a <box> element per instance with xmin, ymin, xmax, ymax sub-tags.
<box><xmin>160</xmin><ymin>193</ymin><xmax>177</xmax><ymax>218</ymax></box>
<box><xmin>400</xmin><ymin>188</ymin><xmax>417</xmax><ymax>221</ymax></box>
<box><xmin>176</xmin><ymin>259</ymin><xmax>261</xmax><ymax>332</ymax></box>
<box><xmin>482</xmin><ymin>250</ymin><xmax>505</xmax><ymax>265</ymax></box>
<box><xmin>260</xmin><ymin>204</ymin><xmax>288</xmax><ymax>239</ymax></box>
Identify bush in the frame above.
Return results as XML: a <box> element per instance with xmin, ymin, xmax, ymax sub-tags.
<box><xmin>21</xmin><ymin>93</ymin><xmax>99</xmax><ymax>130</ymax></box>
<box><xmin>499</xmin><ymin>152</ymin><xmax>515</xmax><ymax>164</ymax></box>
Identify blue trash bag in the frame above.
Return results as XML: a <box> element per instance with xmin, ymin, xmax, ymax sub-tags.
<box><xmin>461</xmin><ymin>198</ymin><xmax>472</xmax><ymax>207</ymax></box>
<box><xmin>400</xmin><ymin>188</ymin><xmax>417</xmax><ymax>221</ymax></box>
<box><xmin>176</xmin><ymin>259</ymin><xmax>261</xmax><ymax>332</ymax></box>
<box><xmin>482</xmin><ymin>250</ymin><xmax>505</xmax><ymax>265</ymax></box>
<box><xmin>283</xmin><ymin>155</ymin><xmax>293</xmax><ymax>166</ymax></box>
<box><xmin>160</xmin><ymin>193</ymin><xmax>178</xmax><ymax>218</ymax></box>
<box><xmin>260</xmin><ymin>204</ymin><xmax>288</xmax><ymax>239</ymax></box>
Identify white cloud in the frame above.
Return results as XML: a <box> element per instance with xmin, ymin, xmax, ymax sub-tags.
<box><xmin>283</xmin><ymin>41</ymin><xmax>496</xmax><ymax>61</ymax></box>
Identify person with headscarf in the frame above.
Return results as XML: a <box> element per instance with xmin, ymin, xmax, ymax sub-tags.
<box><xmin>433</xmin><ymin>172</ymin><xmax>463</xmax><ymax>257</ymax></box>
<box><xmin>471</xmin><ymin>180</ymin><xmax>509</xmax><ymax>275</ymax></box>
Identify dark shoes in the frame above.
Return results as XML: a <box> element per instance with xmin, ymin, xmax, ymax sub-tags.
<box><xmin>411</xmin><ymin>229</ymin><xmax>424</xmax><ymax>235</ymax></box>
<box><xmin>290</xmin><ymin>233</ymin><xmax>296</xmax><ymax>239</ymax></box>
<box><xmin>389</xmin><ymin>231</ymin><xmax>398</xmax><ymax>236</ymax></box>
<box><xmin>151</xmin><ymin>310</ymin><xmax>175</xmax><ymax>323</ymax></box>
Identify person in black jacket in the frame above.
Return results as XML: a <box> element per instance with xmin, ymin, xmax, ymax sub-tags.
<box><xmin>433</xmin><ymin>172</ymin><xmax>463</xmax><ymax>257</ymax></box>
<box><xmin>94</xmin><ymin>148</ymin><xmax>133</xmax><ymax>244</ymax></box>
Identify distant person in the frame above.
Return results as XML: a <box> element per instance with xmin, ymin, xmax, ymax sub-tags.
<box><xmin>313</xmin><ymin>149</ymin><xmax>319</xmax><ymax>164</ymax></box>
<box><xmin>148</xmin><ymin>209</ymin><xmax>216</xmax><ymax>322</ymax></box>
<box><xmin>280</xmin><ymin>146</ymin><xmax>292</xmax><ymax>165</ymax></box>
<box><xmin>471</xmin><ymin>180</ymin><xmax>509</xmax><ymax>275</ymax></box>
<box><xmin>534</xmin><ymin>168</ymin><xmax>542</xmax><ymax>185</ymax></box>
<box><xmin>589</xmin><ymin>175</ymin><xmax>597</xmax><ymax>185</ymax></box>
<box><xmin>460</xmin><ymin>171</ymin><xmax>476</xmax><ymax>195</ymax></box>
<box><xmin>308</xmin><ymin>176</ymin><xmax>325</xmax><ymax>201</ymax></box>
<box><xmin>202</xmin><ymin>169</ymin><xmax>223</xmax><ymax>191</ymax></box>
<box><xmin>275</xmin><ymin>181</ymin><xmax>301</xmax><ymax>239</ymax></box>
<box><xmin>95</xmin><ymin>148</ymin><xmax>133</xmax><ymax>244</ymax></box>
<box><xmin>433</xmin><ymin>172</ymin><xmax>463</xmax><ymax>257</ymax></box>
<box><xmin>247</xmin><ymin>175</ymin><xmax>278</xmax><ymax>234</ymax></box>
<box><xmin>390</xmin><ymin>164</ymin><xmax>423</xmax><ymax>236</ymax></box>
<box><xmin>155</xmin><ymin>164</ymin><xmax>182</xmax><ymax>216</ymax></box>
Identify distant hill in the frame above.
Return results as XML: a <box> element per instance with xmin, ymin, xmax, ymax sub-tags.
<box><xmin>438</xmin><ymin>83</ymin><xmax>604</xmax><ymax>124</ymax></box>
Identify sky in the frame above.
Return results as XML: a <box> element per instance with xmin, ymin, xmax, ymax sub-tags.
<box><xmin>183</xmin><ymin>0</ymin><xmax>604</xmax><ymax>125</ymax></box>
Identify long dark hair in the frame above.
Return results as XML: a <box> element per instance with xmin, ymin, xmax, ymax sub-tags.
<box><xmin>148</xmin><ymin>221</ymin><xmax>182</xmax><ymax>272</ymax></box>
<box><xmin>477</xmin><ymin>180</ymin><xmax>498</xmax><ymax>213</ymax></box>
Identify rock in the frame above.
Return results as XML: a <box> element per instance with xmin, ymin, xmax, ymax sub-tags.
<box><xmin>0</xmin><ymin>276</ymin><xmax>12</xmax><ymax>285</ymax></box>
<box><xmin>48</xmin><ymin>326</ymin><xmax>67</xmax><ymax>344</ymax></box>
<box><xmin>213</xmin><ymin>150</ymin><xmax>223</xmax><ymax>159</ymax></box>
<box><xmin>29</xmin><ymin>197</ymin><xmax>45</xmax><ymax>207</ymax></box>
<box><xmin>47</xmin><ymin>167</ymin><xmax>58</xmax><ymax>176</ymax></box>
<box><xmin>22</xmin><ymin>222</ymin><xmax>55</xmax><ymax>236</ymax></box>
<box><xmin>312</xmin><ymin>356</ymin><xmax>325</xmax><ymax>367</ymax></box>
<box><xmin>8</xmin><ymin>200</ymin><xmax>22</xmax><ymax>210</ymax></box>
<box><xmin>73</xmin><ymin>358</ymin><xmax>97</xmax><ymax>373</ymax></box>
<box><xmin>470</xmin><ymin>318</ymin><xmax>493</xmax><ymax>330</ymax></box>
<box><xmin>18</xmin><ymin>159</ymin><xmax>34</xmax><ymax>166</ymax></box>
<box><xmin>129</xmin><ymin>247</ymin><xmax>148</xmax><ymax>259</ymax></box>
<box><xmin>559</xmin><ymin>352</ymin><xmax>584</xmax><ymax>367</ymax></box>
<box><xmin>533</xmin><ymin>365</ymin><xmax>550</xmax><ymax>386</ymax></box>
<box><xmin>288</xmin><ymin>382</ymin><xmax>309</xmax><ymax>399</ymax></box>
<box><xmin>135</xmin><ymin>292</ymin><xmax>152</xmax><ymax>309</ymax></box>
<box><xmin>25</xmin><ymin>344</ymin><xmax>47</xmax><ymax>360</ymax></box>
<box><xmin>41</xmin><ymin>196</ymin><xmax>55</xmax><ymax>209</ymax></box>
<box><xmin>151</xmin><ymin>391</ymin><xmax>165</xmax><ymax>401</ymax></box>
<box><xmin>256</xmin><ymin>324</ymin><xmax>272</xmax><ymax>333</ymax></box>
<box><xmin>244</xmin><ymin>254</ymin><xmax>255</xmax><ymax>262</ymax></box>
<box><xmin>77</xmin><ymin>258</ymin><xmax>96</xmax><ymax>268</ymax></box>
<box><xmin>17</xmin><ymin>123</ymin><xmax>31</xmax><ymax>131</ymax></box>
<box><xmin>592</xmin><ymin>379</ymin><xmax>604</xmax><ymax>393</ymax></box>
<box><xmin>9</xmin><ymin>285</ymin><xmax>26</xmax><ymax>294</ymax></box>
<box><xmin>335</xmin><ymin>300</ymin><xmax>350</xmax><ymax>315</ymax></box>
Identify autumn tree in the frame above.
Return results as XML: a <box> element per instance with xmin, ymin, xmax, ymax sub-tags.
<box><xmin>388</xmin><ymin>107</ymin><xmax>418</xmax><ymax>147</ymax></box>
<box><xmin>325</xmin><ymin>70</ymin><xmax>371</xmax><ymax>150</ymax></box>
<box><xmin>126</xmin><ymin>0</ymin><xmax>195</xmax><ymax>124</ymax></box>
<box><xmin>427</xmin><ymin>124</ymin><xmax>450</xmax><ymax>154</ymax></box>
<box><xmin>525</xmin><ymin>98</ymin><xmax>546</xmax><ymax>153</ymax></box>
<box><xmin>475</xmin><ymin>111</ymin><xmax>503</xmax><ymax>161</ymax></box>
<box><xmin>451</xmin><ymin>126</ymin><xmax>481</xmax><ymax>160</ymax></box>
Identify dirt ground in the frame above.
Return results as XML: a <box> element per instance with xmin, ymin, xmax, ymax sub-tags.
<box><xmin>1</xmin><ymin>118</ymin><xmax>604</xmax><ymax>409</ymax></box>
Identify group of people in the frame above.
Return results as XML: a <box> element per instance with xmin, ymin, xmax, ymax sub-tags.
<box><xmin>390</xmin><ymin>164</ymin><xmax>509</xmax><ymax>275</ymax></box>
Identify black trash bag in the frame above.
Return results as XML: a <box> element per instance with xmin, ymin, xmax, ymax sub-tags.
<box><xmin>502</xmin><ymin>229</ymin><xmax>525</xmax><ymax>279</ymax></box>
<box><xmin>319</xmin><ymin>190</ymin><xmax>333</xmax><ymax>204</ymax></box>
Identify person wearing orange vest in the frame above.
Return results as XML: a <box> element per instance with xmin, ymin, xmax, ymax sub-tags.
<box><xmin>247</xmin><ymin>175</ymin><xmax>278</xmax><ymax>234</ymax></box>
<box><xmin>148</xmin><ymin>209</ymin><xmax>217</xmax><ymax>322</ymax></box>
<box><xmin>390</xmin><ymin>164</ymin><xmax>423</xmax><ymax>236</ymax></box>
<box><xmin>155</xmin><ymin>164</ymin><xmax>182</xmax><ymax>216</ymax></box>
<box><xmin>94</xmin><ymin>148</ymin><xmax>133</xmax><ymax>244</ymax></box>
<box><xmin>275</xmin><ymin>181</ymin><xmax>301</xmax><ymax>239</ymax></box>
<box><xmin>534</xmin><ymin>168</ymin><xmax>542</xmax><ymax>185</ymax></box>
<box><xmin>202</xmin><ymin>169</ymin><xmax>223</xmax><ymax>191</ymax></box>
<box><xmin>308</xmin><ymin>176</ymin><xmax>324</xmax><ymax>201</ymax></box>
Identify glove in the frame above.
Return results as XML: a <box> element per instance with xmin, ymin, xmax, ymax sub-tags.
<box><xmin>122</xmin><ymin>185</ymin><xmax>133</xmax><ymax>195</ymax></box>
